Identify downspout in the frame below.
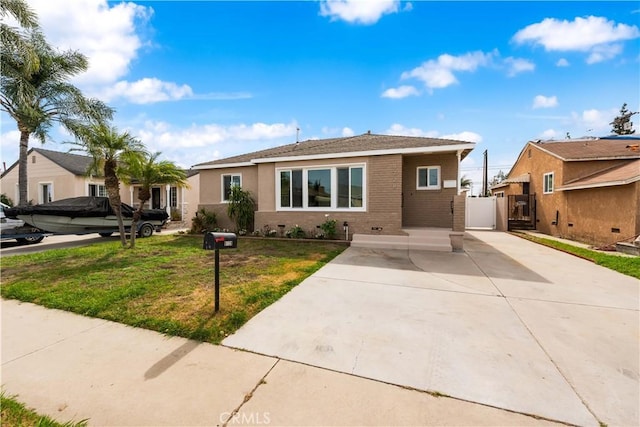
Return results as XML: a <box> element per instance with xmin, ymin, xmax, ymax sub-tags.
<box><xmin>165</xmin><ymin>185</ymin><xmax>170</xmax><ymax>216</ymax></box>
<box><xmin>456</xmin><ymin>150</ymin><xmax>462</xmax><ymax>195</ymax></box>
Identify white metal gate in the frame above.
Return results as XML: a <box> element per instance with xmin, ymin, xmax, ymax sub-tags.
<box><xmin>465</xmin><ymin>196</ymin><xmax>496</xmax><ymax>229</ymax></box>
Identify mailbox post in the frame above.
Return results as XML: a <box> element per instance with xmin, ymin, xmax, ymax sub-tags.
<box><xmin>203</xmin><ymin>232</ymin><xmax>237</xmax><ymax>312</ymax></box>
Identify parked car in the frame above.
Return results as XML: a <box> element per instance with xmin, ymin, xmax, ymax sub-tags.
<box><xmin>0</xmin><ymin>202</ymin><xmax>46</xmax><ymax>244</ymax></box>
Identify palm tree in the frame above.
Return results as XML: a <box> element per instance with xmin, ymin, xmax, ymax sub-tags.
<box><xmin>122</xmin><ymin>152</ymin><xmax>188</xmax><ymax>248</ymax></box>
<box><xmin>1</xmin><ymin>30</ymin><xmax>113</xmax><ymax>206</ymax></box>
<box><xmin>72</xmin><ymin>122</ymin><xmax>146</xmax><ymax>247</ymax></box>
<box><xmin>1</xmin><ymin>0</ymin><xmax>40</xmax><ymax>78</ymax></box>
<box><xmin>460</xmin><ymin>175</ymin><xmax>472</xmax><ymax>190</ymax></box>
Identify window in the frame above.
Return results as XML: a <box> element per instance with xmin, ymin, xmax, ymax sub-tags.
<box><xmin>417</xmin><ymin>166</ymin><xmax>440</xmax><ymax>190</ymax></box>
<box><xmin>543</xmin><ymin>172</ymin><xmax>554</xmax><ymax>194</ymax></box>
<box><xmin>39</xmin><ymin>183</ymin><xmax>53</xmax><ymax>203</ymax></box>
<box><xmin>222</xmin><ymin>174</ymin><xmax>241</xmax><ymax>202</ymax></box>
<box><xmin>88</xmin><ymin>183</ymin><xmax>107</xmax><ymax>197</ymax></box>
<box><xmin>278</xmin><ymin>165</ymin><xmax>365</xmax><ymax>210</ymax></box>
<box><xmin>170</xmin><ymin>187</ymin><xmax>178</xmax><ymax>208</ymax></box>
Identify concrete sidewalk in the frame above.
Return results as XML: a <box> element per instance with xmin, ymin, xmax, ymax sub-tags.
<box><xmin>2</xmin><ymin>300</ymin><xmax>554</xmax><ymax>426</ymax></box>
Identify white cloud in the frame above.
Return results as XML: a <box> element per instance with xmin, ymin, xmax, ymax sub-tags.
<box><xmin>342</xmin><ymin>127</ymin><xmax>355</xmax><ymax>137</ymax></box>
<box><xmin>539</xmin><ymin>129</ymin><xmax>558</xmax><ymax>140</ymax></box>
<box><xmin>441</xmin><ymin>131</ymin><xmax>483</xmax><ymax>143</ymax></box>
<box><xmin>504</xmin><ymin>57</ymin><xmax>535</xmax><ymax>76</ymax></box>
<box><xmin>556</xmin><ymin>58</ymin><xmax>570</xmax><ymax>67</ymax></box>
<box><xmin>97</xmin><ymin>78</ymin><xmax>193</xmax><ymax>104</ymax></box>
<box><xmin>401</xmin><ymin>51</ymin><xmax>495</xmax><ymax>91</ymax></box>
<box><xmin>385</xmin><ymin>124</ymin><xmax>438</xmax><ymax>137</ymax></box>
<box><xmin>29</xmin><ymin>0</ymin><xmax>151</xmax><ymax>85</ymax></box>
<box><xmin>319</xmin><ymin>0</ymin><xmax>400</xmax><ymax>25</ymax></box>
<box><xmin>133</xmin><ymin>120</ymin><xmax>299</xmax><ymax>167</ymax></box>
<box><xmin>384</xmin><ymin>124</ymin><xmax>482</xmax><ymax>143</ymax></box>
<box><xmin>381</xmin><ymin>85</ymin><xmax>420</xmax><ymax>99</ymax></box>
<box><xmin>586</xmin><ymin>44</ymin><xmax>623</xmax><ymax>64</ymax></box>
<box><xmin>532</xmin><ymin>95</ymin><xmax>558</xmax><ymax>109</ymax></box>
<box><xmin>513</xmin><ymin>16</ymin><xmax>640</xmax><ymax>63</ymax></box>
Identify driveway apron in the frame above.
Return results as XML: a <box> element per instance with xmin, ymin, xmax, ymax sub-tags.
<box><xmin>223</xmin><ymin>231</ymin><xmax>639</xmax><ymax>427</ymax></box>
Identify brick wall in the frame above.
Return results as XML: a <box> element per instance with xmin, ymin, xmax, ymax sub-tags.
<box><xmin>402</xmin><ymin>153</ymin><xmax>458</xmax><ymax>228</ymax></box>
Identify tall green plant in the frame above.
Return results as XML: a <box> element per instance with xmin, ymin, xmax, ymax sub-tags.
<box><xmin>121</xmin><ymin>151</ymin><xmax>188</xmax><ymax>248</ymax></box>
<box><xmin>227</xmin><ymin>186</ymin><xmax>255</xmax><ymax>233</ymax></box>
<box><xmin>71</xmin><ymin>122</ymin><xmax>146</xmax><ymax>247</ymax></box>
<box><xmin>1</xmin><ymin>30</ymin><xmax>113</xmax><ymax>206</ymax></box>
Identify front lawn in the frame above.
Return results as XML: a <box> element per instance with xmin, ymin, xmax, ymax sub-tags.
<box><xmin>0</xmin><ymin>235</ymin><xmax>347</xmax><ymax>343</ymax></box>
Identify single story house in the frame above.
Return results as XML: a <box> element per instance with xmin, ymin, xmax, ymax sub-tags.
<box><xmin>492</xmin><ymin>136</ymin><xmax>640</xmax><ymax>246</ymax></box>
<box><xmin>1</xmin><ymin>148</ymin><xmax>197</xmax><ymax>226</ymax></box>
<box><xmin>192</xmin><ymin>132</ymin><xmax>474</xmax><ymax>238</ymax></box>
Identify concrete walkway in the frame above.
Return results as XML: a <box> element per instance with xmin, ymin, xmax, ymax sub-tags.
<box><xmin>2</xmin><ymin>231</ymin><xmax>638</xmax><ymax>426</ymax></box>
<box><xmin>224</xmin><ymin>231</ymin><xmax>639</xmax><ymax>427</ymax></box>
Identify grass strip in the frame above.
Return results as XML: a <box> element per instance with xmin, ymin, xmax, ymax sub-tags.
<box><xmin>1</xmin><ymin>392</ymin><xmax>88</xmax><ymax>427</ymax></box>
<box><xmin>514</xmin><ymin>233</ymin><xmax>640</xmax><ymax>279</ymax></box>
<box><xmin>1</xmin><ymin>235</ymin><xmax>347</xmax><ymax>344</ymax></box>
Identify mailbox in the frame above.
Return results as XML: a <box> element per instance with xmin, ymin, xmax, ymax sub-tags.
<box><xmin>203</xmin><ymin>232</ymin><xmax>237</xmax><ymax>250</ymax></box>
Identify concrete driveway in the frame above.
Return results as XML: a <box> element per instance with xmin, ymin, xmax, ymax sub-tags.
<box><xmin>224</xmin><ymin>231</ymin><xmax>639</xmax><ymax>427</ymax></box>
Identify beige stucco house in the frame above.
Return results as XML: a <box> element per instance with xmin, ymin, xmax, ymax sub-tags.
<box><xmin>1</xmin><ymin>148</ymin><xmax>197</xmax><ymax>226</ymax></box>
<box><xmin>192</xmin><ymin>133</ymin><xmax>474</xmax><ymax>238</ymax></box>
<box><xmin>492</xmin><ymin>136</ymin><xmax>640</xmax><ymax>246</ymax></box>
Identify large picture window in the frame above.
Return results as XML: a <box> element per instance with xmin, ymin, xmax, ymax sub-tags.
<box><xmin>278</xmin><ymin>165</ymin><xmax>365</xmax><ymax>210</ymax></box>
<box><xmin>417</xmin><ymin>166</ymin><xmax>440</xmax><ymax>190</ymax></box>
<box><xmin>222</xmin><ymin>174</ymin><xmax>241</xmax><ymax>202</ymax></box>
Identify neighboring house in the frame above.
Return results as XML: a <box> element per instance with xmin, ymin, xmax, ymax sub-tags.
<box><xmin>192</xmin><ymin>132</ymin><xmax>474</xmax><ymax>237</ymax></box>
<box><xmin>492</xmin><ymin>136</ymin><xmax>640</xmax><ymax>246</ymax></box>
<box><xmin>0</xmin><ymin>148</ymin><xmax>129</xmax><ymax>204</ymax></box>
<box><xmin>0</xmin><ymin>148</ymin><xmax>196</xmax><ymax>225</ymax></box>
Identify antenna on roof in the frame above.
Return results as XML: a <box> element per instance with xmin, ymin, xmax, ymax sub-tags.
<box><xmin>296</xmin><ymin>127</ymin><xmax>300</xmax><ymax>143</ymax></box>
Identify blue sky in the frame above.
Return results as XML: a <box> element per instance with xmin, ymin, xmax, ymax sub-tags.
<box><xmin>1</xmin><ymin>1</ymin><xmax>639</xmax><ymax>193</ymax></box>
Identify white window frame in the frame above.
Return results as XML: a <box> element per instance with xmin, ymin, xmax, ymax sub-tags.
<box><xmin>276</xmin><ymin>163</ymin><xmax>366</xmax><ymax>212</ymax></box>
<box><xmin>170</xmin><ymin>187</ymin><xmax>178</xmax><ymax>208</ymax></box>
<box><xmin>221</xmin><ymin>173</ymin><xmax>242</xmax><ymax>203</ymax></box>
<box><xmin>38</xmin><ymin>182</ymin><xmax>54</xmax><ymax>204</ymax></box>
<box><xmin>543</xmin><ymin>172</ymin><xmax>554</xmax><ymax>194</ymax></box>
<box><xmin>88</xmin><ymin>183</ymin><xmax>107</xmax><ymax>197</ymax></box>
<box><xmin>416</xmin><ymin>166</ymin><xmax>441</xmax><ymax>190</ymax></box>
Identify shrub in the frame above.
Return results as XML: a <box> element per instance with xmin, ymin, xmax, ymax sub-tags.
<box><xmin>227</xmin><ymin>186</ymin><xmax>256</xmax><ymax>233</ymax></box>
<box><xmin>286</xmin><ymin>225</ymin><xmax>305</xmax><ymax>239</ymax></box>
<box><xmin>191</xmin><ymin>208</ymin><xmax>217</xmax><ymax>233</ymax></box>
<box><xmin>320</xmin><ymin>216</ymin><xmax>337</xmax><ymax>239</ymax></box>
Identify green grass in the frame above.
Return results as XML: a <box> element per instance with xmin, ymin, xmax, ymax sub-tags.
<box><xmin>514</xmin><ymin>233</ymin><xmax>640</xmax><ymax>279</ymax></box>
<box><xmin>0</xmin><ymin>235</ymin><xmax>347</xmax><ymax>344</ymax></box>
<box><xmin>0</xmin><ymin>392</ymin><xmax>87</xmax><ymax>427</ymax></box>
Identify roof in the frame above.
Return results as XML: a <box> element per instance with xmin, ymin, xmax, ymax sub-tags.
<box><xmin>1</xmin><ymin>148</ymin><xmax>95</xmax><ymax>178</ymax></box>
<box><xmin>490</xmin><ymin>173</ymin><xmax>529</xmax><ymax>190</ymax></box>
<box><xmin>193</xmin><ymin>133</ymin><xmax>475</xmax><ymax>169</ymax></box>
<box><xmin>532</xmin><ymin>137</ymin><xmax>640</xmax><ymax>161</ymax></box>
<box><xmin>557</xmin><ymin>159</ymin><xmax>640</xmax><ymax>191</ymax></box>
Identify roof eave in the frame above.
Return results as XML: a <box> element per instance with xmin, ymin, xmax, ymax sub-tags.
<box><xmin>557</xmin><ymin>175</ymin><xmax>640</xmax><ymax>191</ymax></box>
<box><xmin>192</xmin><ymin>161</ymin><xmax>256</xmax><ymax>170</ymax></box>
<box><xmin>252</xmin><ymin>143</ymin><xmax>476</xmax><ymax>164</ymax></box>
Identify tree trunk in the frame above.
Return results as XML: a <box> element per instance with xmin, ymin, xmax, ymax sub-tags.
<box><xmin>104</xmin><ymin>160</ymin><xmax>127</xmax><ymax>247</ymax></box>
<box><xmin>129</xmin><ymin>187</ymin><xmax>150</xmax><ymax>249</ymax></box>
<box><xmin>18</xmin><ymin>126</ymin><xmax>30</xmax><ymax>206</ymax></box>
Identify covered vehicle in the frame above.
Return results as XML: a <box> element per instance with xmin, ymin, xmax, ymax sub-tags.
<box><xmin>0</xmin><ymin>202</ymin><xmax>46</xmax><ymax>244</ymax></box>
<box><xmin>4</xmin><ymin>197</ymin><xmax>169</xmax><ymax>238</ymax></box>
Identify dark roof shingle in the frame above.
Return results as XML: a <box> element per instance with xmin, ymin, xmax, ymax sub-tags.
<box><xmin>193</xmin><ymin>133</ymin><xmax>475</xmax><ymax>168</ymax></box>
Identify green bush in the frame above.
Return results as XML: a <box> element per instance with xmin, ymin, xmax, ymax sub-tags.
<box><xmin>227</xmin><ymin>186</ymin><xmax>256</xmax><ymax>232</ymax></box>
<box><xmin>191</xmin><ymin>208</ymin><xmax>217</xmax><ymax>233</ymax></box>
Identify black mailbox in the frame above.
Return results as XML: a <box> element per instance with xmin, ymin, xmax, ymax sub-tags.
<box><xmin>203</xmin><ymin>232</ymin><xmax>237</xmax><ymax>250</ymax></box>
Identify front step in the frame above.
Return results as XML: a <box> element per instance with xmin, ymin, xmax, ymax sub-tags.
<box><xmin>351</xmin><ymin>228</ymin><xmax>455</xmax><ymax>252</ymax></box>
